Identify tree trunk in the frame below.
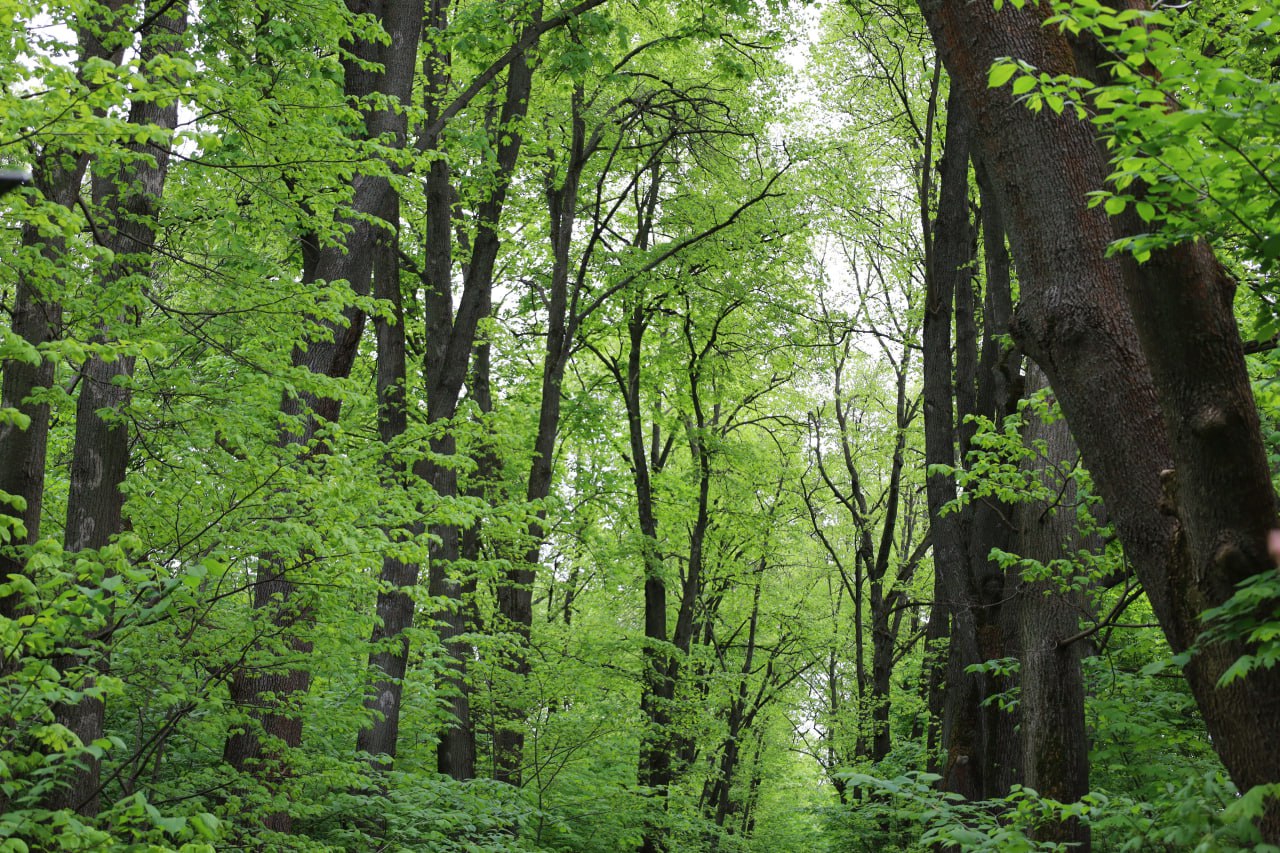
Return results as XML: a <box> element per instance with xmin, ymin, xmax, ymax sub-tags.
<box><xmin>919</xmin><ymin>2</ymin><xmax>1280</xmax><ymax>838</ymax></box>
<box><xmin>47</xmin><ymin>1</ymin><xmax>188</xmax><ymax>815</ymax></box>
<box><xmin>491</xmin><ymin>81</ymin><xmax>586</xmax><ymax>786</ymax></box>
<box><xmin>403</xmin><ymin>9</ymin><xmax>538</xmax><ymax>782</ymax></box>
<box><xmin>628</xmin><ymin>302</ymin><xmax>675</xmax><ymax>853</ymax></box>
<box><xmin>356</xmin><ymin>199</ymin><xmax>416</xmax><ymax>766</ymax></box>
<box><xmin>224</xmin><ymin>0</ymin><xmax>423</xmax><ymax>826</ymax></box>
<box><xmin>1014</xmin><ymin>364</ymin><xmax>1091</xmax><ymax>851</ymax></box>
<box><xmin>921</xmin><ymin>88</ymin><xmax>985</xmax><ymax>800</ymax></box>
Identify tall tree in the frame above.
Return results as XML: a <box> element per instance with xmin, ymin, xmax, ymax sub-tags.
<box><xmin>1009</xmin><ymin>365</ymin><xmax>1094</xmax><ymax>850</ymax></box>
<box><xmin>919</xmin><ymin>0</ymin><xmax>1280</xmax><ymax>838</ymax></box>
<box><xmin>222</xmin><ymin>0</ymin><xmax>424</xmax><ymax>827</ymax></box>
<box><xmin>34</xmin><ymin>0</ymin><xmax>190</xmax><ymax>816</ymax></box>
<box><xmin>359</xmin><ymin>0</ymin><xmax>612</xmax><ymax>779</ymax></box>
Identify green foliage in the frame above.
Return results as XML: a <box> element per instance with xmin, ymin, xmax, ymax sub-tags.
<box><xmin>298</xmin><ymin>774</ymin><xmax>545</xmax><ymax>852</ymax></box>
<box><xmin>5</xmin><ymin>0</ymin><xmax>1275</xmax><ymax>849</ymax></box>
<box><xmin>1176</xmin><ymin>567</ymin><xmax>1280</xmax><ymax>688</ymax></box>
<box><xmin>832</xmin><ymin>772</ymin><xmax>1071</xmax><ymax>852</ymax></box>
<box><xmin>989</xmin><ymin>1</ymin><xmax>1280</xmax><ymax>299</ymax></box>
<box><xmin>837</xmin><ymin>767</ymin><xmax>1280</xmax><ymax>853</ymax></box>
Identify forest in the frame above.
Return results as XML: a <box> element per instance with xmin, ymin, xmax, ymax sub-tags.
<box><xmin>2</xmin><ymin>0</ymin><xmax>1279</xmax><ymax>850</ymax></box>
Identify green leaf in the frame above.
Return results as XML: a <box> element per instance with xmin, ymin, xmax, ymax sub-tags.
<box><xmin>989</xmin><ymin>61</ymin><xmax>1017</xmax><ymax>88</ymax></box>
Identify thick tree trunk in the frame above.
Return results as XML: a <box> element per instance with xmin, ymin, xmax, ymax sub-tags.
<box><xmin>350</xmin><ymin>0</ymin><xmax>437</xmax><ymax>768</ymax></box>
<box><xmin>225</xmin><ymin>0</ymin><xmax>423</xmax><ymax>824</ymax></box>
<box><xmin>1014</xmin><ymin>365</ymin><xmax>1091</xmax><ymax>851</ymax></box>
<box><xmin>0</xmin><ymin>143</ymin><xmax>99</xmax><ymax>625</ymax></box>
<box><xmin>46</xmin><ymin>1</ymin><xmax>188</xmax><ymax>815</ymax></box>
<box><xmin>0</xmin><ymin>229</ymin><xmax>69</xmax><ymax>622</ymax></box>
<box><xmin>919</xmin><ymin>1</ymin><xmax>1280</xmax><ymax>839</ymax></box>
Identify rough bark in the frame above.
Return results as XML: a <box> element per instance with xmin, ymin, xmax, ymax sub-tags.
<box><xmin>921</xmin><ymin>89</ymin><xmax>1024</xmax><ymax>801</ymax></box>
<box><xmin>919</xmin><ymin>1</ymin><xmax>1280</xmax><ymax>839</ymax></box>
<box><xmin>224</xmin><ymin>0</ymin><xmax>423</xmax><ymax>823</ymax></box>
<box><xmin>921</xmin><ymin>88</ymin><xmax>984</xmax><ymax>800</ymax></box>
<box><xmin>0</xmin><ymin>0</ymin><xmax>129</xmax><ymax>633</ymax></box>
<box><xmin>42</xmin><ymin>0</ymin><xmax>188</xmax><ymax>815</ymax></box>
<box><xmin>1014</xmin><ymin>364</ymin><xmax>1091</xmax><ymax>851</ymax></box>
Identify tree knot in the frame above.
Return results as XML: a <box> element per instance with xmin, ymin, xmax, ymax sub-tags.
<box><xmin>1158</xmin><ymin>468</ymin><xmax>1179</xmax><ymax>517</ymax></box>
<box><xmin>1190</xmin><ymin>405</ymin><xmax>1230</xmax><ymax>437</ymax></box>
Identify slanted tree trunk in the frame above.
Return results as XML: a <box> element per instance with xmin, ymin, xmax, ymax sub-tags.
<box><xmin>919</xmin><ymin>1</ymin><xmax>1280</xmax><ymax>839</ymax></box>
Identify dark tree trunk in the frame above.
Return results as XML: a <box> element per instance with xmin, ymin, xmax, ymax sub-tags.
<box><xmin>224</xmin><ymin>0</ymin><xmax>423</xmax><ymax>826</ymax></box>
<box><xmin>921</xmin><ymin>88</ymin><xmax>1024</xmax><ymax>801</ymax></box>
<box><xmin>919</xmin><ymin>2</ymin><xmax>1280</xmax><ymax>839</ymax></box>
<box><xmin>971</xmin><ymin>162</ymin><xmax>1024</xmax><ymax>800</ymax></box>
<box><xmin>703</xmin><ymin>568</ymin><xmax>767</xmax><ymax>830</ymax></box>
<box><xmin>0</xmin><ymin>0</ymin><xmax>126</xmax><ymax>679</ymax></box>
<box><xmin>491</xmin><ymin>81</ymin><xmax>587</xmax><ymax>787</ymax></box>
<box><xmin>1014</xmin><ymin>365</ymin><xmax>1092</xmax><ymax>851</ymax></box>
<box><xmin>0</xmin><ymin>221</ymin><xmax>72</xmax><ymax>622</ymax></box>
<box><xmin>921</xmin><ymin>89</ymin><xmax>985</xmax><ymax>800</ymax></box>
<box><xmin>922</xmin><ymin>570</ymin><xmax>948</xmax><ymax>776</ymax></box>
<box><xmin>403</xmin><ymin>8</ymin><xmax>538</xmax><ymax>782</ymax></box>
<box><xmin>349</xmin><ymin>0</ymin><xmax>435</xmax><ymax>771</ymax></box>
<box><xmin>807</xmin><ymin>298</ymin><xmax>919</xmax><ymax>766</ymax></box>
<box><xmin>46</xmin><ymin>1</ymin><xmax>188</xmax><ymax>816</ymax></box>
<box><xmin>356</xmin><ymin>200</ymin><xmax>415</xmax><ymax>766</ymax></box>
<box><xmin>628</xmin><ymin>300</ymin><xmax>674</xmax><ymax>853</ymax></box>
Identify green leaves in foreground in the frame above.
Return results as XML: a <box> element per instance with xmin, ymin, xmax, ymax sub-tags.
<box><xmin>988</xmin><ymin>1</ymin><xmax>1280</xmax><ymax>288</ymax></box>
<box><xmin>838</xmin><ymin>771</ymin><xmax>1280</xmax><ymax>853</ymax></box>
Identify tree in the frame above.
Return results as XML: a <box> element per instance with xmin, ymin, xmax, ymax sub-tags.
<box><xmin>919</xmin><ymin>0</ymin><xmax>1280</xmax><ymax>839</ymax></box>
<box><xmin>221</xmin><ymin>1</ymin><xmax>424</xmax><ymax>829</ymax></box>
<box><xmin>5</xmin><ymin>0</ymin><xmax>1278</xmax><ymax>847</ymax></box>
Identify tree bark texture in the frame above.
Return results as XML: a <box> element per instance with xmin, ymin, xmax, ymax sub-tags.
<box><xmin>224</xmin><ymin>0</ymin><xmax>423</xmax><ymax>823</ymax></box>
<box><xmin>919</xmin><ymin>1</ymin><xmax>1280</xmax><ymax>838</ymax></box>
<box><xmin>44</xmin><ymin>1</ymin><xmax>188</xmax><ymax>816</ymax></box>
<box><xmin>921</xmin><ymin>89</ymin><xmax>987</xmax><ymax>800</ymax></box>
<box><xmin>0</xmin><ymin>0</ymin><xmax>131</xmax><ymax>630</ymax></box>
<box><xmin>922</xmin><ymin>88</ymin><xmax>1027</xmax><ymax>801</ymax></box>
<box><xmin>1013</xmin><ymin>364</ymin><xmax>1092</xmax><ymax>851</ymax></box>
